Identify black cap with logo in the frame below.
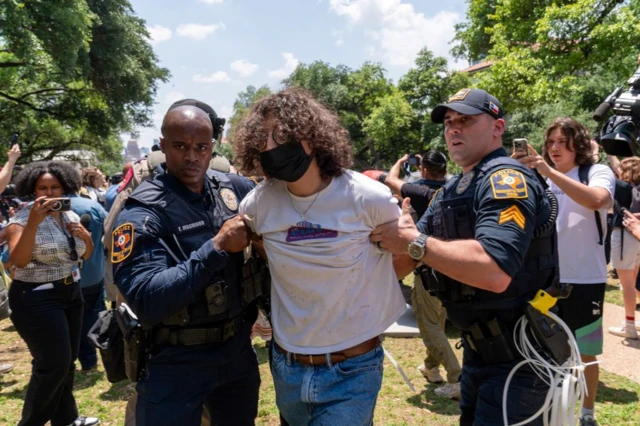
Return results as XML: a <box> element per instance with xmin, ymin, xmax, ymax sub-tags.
<box><xmin>431</xmin><ymin>88</ymin><xmax>503</xmax><ymax>123</ymax></box>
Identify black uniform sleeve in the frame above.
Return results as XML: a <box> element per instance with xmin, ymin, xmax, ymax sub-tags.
<box><xmin>473</xmin><ymin>167</ymin><xmax>543</xmax><ymax>278</ymax></box>
<box><xmin>113</xmin><ymin>204</ymin><xmax>229</xmax><ymax>326</ymax></box>
<box><xmin>401</xmin><ymin>183</ymin><xmax>437</xmax><ymax>219</ymax></box>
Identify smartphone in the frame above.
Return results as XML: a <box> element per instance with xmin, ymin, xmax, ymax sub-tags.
<box><xmin>513</xmin><ymin>139</ymin><xmax>529</xmax><ymax>158</ymax></box>
<box><xmin>46</xmin><ymin>198</ymin><xmax>71</xmax><ymax>212</ymax></box>
<box><xmin>9</xmin><ymin>134</ymin><xmax>18</xmax><ymax>146</ymax></box>
<box><xmin>407</xmin><ymin>154</ymin><xmax>420</xmax><ymax>166</ymax></box>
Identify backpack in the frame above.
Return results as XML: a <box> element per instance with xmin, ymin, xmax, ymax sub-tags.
<box><xmin>102</xmin><ymin>159</ymin><xmax>157</xmax><ymax>300</ymax></box>
<box><xmin>578</xmin><ymin>164</ymin><xmax>616</xmax><ymax>263</ymax></box>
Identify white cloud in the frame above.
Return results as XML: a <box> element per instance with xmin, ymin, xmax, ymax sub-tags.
<box><xmin>199</xmin><ymin>0</ymin><xmax>224</xmax><ymax>3</ymax></box>
<box><xmin>164</xmin><ymin>91</ymin><xmax>186</xmax><ymax>105</ymax></box>
<box><xmin>146</xmin><ymin>24</ymin><xmax>172</xmax><ymax>45</ymax></box>
<box><xmin>230</xmin><ymin>59</ymin><xmax>259</xmax><ymax>77</ymax></box>
<box><xmin>329</xmin><ymin>0</ymin><xmax>462</xmax><ymax>67</ymax></box>
<box><xmin>268</xmin><ymin>53</ymin><xmax>300</xmax><ymax>80</ymax></box>
<box><xmin>176</xmin><ymin>23</ymin><xmax>224</xmax><ymax>40</ymax></box>
<box><xmin>193</xmin><ymin>71</ymin><xmax>232</xmax><ymax>83</ymax></box>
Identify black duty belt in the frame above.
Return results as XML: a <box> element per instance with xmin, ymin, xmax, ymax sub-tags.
<box><xmin>153</xmin><ymin>315</ymin><xmax>243</xmax><ymax>346</ymax></box>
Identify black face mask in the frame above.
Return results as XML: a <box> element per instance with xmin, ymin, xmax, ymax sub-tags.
<box><xmin>260</xmin><ymin>142</ymin><xmax>313</xmax><ymax>182</ymax></box>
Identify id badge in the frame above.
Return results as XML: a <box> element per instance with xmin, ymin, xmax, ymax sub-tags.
<box><xmin>71</xmin><ymin>265</ymin><xmax>81</xmax><ymax>282</ymax></box>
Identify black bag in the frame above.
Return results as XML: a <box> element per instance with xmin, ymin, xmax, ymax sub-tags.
<box><xmin>87</xmin><ymin>303</ymin><xmax>127</xmax><ymax>383</ymax></box>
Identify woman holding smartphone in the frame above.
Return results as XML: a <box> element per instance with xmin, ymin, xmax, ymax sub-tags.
<box><xmin>6</xmin><ymin>161</ymin><xmax>98</xmax><ymax>426</ymax></box>
<box><xmin>517</xmin><ymin>118</ymin><xmax>615</xmax><ymax>426</ymax></box>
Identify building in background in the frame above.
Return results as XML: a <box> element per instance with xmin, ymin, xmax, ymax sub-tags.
<box><xmin>125</xmin><ymin>139</ymin><xmax>141</xmax><ymax>162</ymax></box>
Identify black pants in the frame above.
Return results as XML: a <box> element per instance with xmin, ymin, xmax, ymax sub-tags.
<box><xmin>10</xmin><ymin>280</ymin><xmax>83</xmax><ymax>426</ymax></box>
<box><xmin>79</xmin><ymin>280</ymin><xmax>105</xmax><ymax>370</ymax></box>
<box><xmin>135</xmin><ymin>340</ymin><xmax>261</xmax><ymax>426</ymax></box>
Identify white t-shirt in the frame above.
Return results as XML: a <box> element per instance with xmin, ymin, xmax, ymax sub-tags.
<box><xmin>240</xmin><ymin>170</ymin><xmax>406</xmax><ymax>354</ymax></box>
<box><xmin>549</xmin><ymin>164</ymin><xmax>615</xmax><ymax>284</ymax></box>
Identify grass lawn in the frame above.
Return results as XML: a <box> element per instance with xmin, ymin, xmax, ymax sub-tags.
<box><xmin>1</xmin><ymin>274</ymin><xmax>638</xmax><ymax>425</ymax></box>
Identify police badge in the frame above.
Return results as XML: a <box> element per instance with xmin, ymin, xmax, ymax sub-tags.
<box><xmin>456</xmin><ymin>171</ymin><xmax>475</xmax><ymax>194</ymax></box>
<box><xmin>220</xmin><ymin>188</ymin><xmax>238</xmax><ymax>211</ymax></box>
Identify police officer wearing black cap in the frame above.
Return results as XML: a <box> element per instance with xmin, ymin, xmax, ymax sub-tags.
<box><xmin>112</xmin><ymin>99</ymin><xmax>261</xmax><ymax>426</ymax></box>
<box><xmin>372</xmin><ymin>88</ymin><xmax>558</xmax><ymax>425</ymax></box>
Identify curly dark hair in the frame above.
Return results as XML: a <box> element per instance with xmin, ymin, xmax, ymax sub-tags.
<box><xmin>81</xmin><ymin>167</ymin><xmax>101</xmax><ymax>187</ymax></box>
<box><xmin>543</xmin><ymin>117</ymin><xmax>595</xmax><ymax>167</ymax></box>
<box><xmin>14</xmin><ymin>161</ymin><xmax>82</xmax><ymax>197</ymax></box>
<box><xmin>232</xmin><ymin>87</ymin><xmax>354</xmax><ymax>179</ymax></box>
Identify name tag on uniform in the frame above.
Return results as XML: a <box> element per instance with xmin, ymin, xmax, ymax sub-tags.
<box><xmin>71</xmin><ymin>265</ymin><xmax>81</xmax><ymax>282</ymax></box>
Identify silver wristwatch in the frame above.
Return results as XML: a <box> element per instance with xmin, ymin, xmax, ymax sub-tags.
<box><xmin>408</xmin><ymin>233</ymin><xmax>429</xmax><ymax>261</ymax></box>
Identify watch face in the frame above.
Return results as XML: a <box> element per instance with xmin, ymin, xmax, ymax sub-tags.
<box><xmin>408</xmin><ymin>242</ymin><xmax>424</xmax><ymax>260</ymax></box>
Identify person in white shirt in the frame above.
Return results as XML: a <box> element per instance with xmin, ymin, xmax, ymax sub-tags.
<box><xmin>518</xmin><ymin>117</ymin><xmax>615</xmax><ymax>426</ymax></box>
<box><xmin>234</xmin><ymin>88</ymin><xmax>405</xmax><ymax>425</ymax></box>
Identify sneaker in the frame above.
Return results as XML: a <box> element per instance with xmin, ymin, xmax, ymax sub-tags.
<box><xmin>608</xmin><ymin>323</ymin><xmax>639</xmax><ymax>339</ymax></box>
<box><xmin>579</xmin><ymin>415</ymin><xmax>598</xmax><ymax>426</ymax></box>
<box><xmin>418</xmin><ymin>365</ymin><xmax>444</xmax><ymax>384</ymax></box>
<box><xmin>434</xmin><ymin>382</ymin><xmax>461</xmax><ymax>400</ymax></box>
<box><xmin>69</xmin><ymin>417</ymin><xmax>100</xmax><ymax>426</ymax></box>
<box><xmin>0</xmin><ymin>363</ymin><xmax>14</xmax><ymax>374</ymax></box>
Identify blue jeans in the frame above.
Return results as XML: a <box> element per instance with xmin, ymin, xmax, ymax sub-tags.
<box><xmin>459</xmin><ymin>348</ymin><xmax>549</xmax><ymax>426</ymax></box>
<box><xmin>271</xmin><ymin>343</ymin><xmax>384</xmax><ymax>426</ymax></box>
<box><xmin>79</xmin><ymin>280</ymin><xmax>105</xmax><ymax>370</ymax></box>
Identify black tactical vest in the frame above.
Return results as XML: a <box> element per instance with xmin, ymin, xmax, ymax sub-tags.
<box><xmin>422</xmin><ymin>156</ymin><xmax>558</xmax><ymax>330</ymax></box>
<box><xmin>128</xmin><ymin>170</ymin><xmax>255</xmax><ymax>327</ymax></box>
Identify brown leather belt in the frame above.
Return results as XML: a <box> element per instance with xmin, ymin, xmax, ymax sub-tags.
<box><xmin>273</xmin><ymin>336</ymin><xmax>380</xmax><ymax>366</ymax></box>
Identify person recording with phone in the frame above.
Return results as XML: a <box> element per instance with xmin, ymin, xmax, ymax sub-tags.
<box><xmin>384</xmin><ymin>151</ymin><xmax>449</xmax><ymax>219</ymax></box>
<box><xmin>5</xmin><ymin>161</ymin><xmax>99</xmax><ymax>426</ymax></box>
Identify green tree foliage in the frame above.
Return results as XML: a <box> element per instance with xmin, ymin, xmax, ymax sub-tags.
<box><xmin>363</xmin><ymin>89</ymin><xmax>417</xmax><ymax>163</ymax></box>
<box><xmin>0</xmin><ymin>0</ymin><xmax>169</xmax><ymax>165</ymax></box>
<box><xmin>453</xmin><ymin>0</ymin><xmax>640</xmax><ymax>113</ymax></box>
<box><xmin>226</xmin><ymin>85</ymin><xmax>272</xmax><ymax>144</ymax></box>
<box><xmin>398</xmin><ymin>47</ymin><xmax>471</xmax><ymax>154</ymax></box>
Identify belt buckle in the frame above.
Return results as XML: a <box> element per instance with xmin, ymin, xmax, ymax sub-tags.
<box><xmin>63</xmin><ymin>276</ymin><xmax>73</xmax><ymax>285</ymax></box>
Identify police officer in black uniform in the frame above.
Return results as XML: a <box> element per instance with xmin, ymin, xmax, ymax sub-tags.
<box><xmin>372</xmin><ymin>89</ymin><xmax>558</xmax><ymax>425</ymax></box>
<box><xmin>112</xmin><ymin>101</ymin><xmax>260</xmax><ymax>426</ymax></box>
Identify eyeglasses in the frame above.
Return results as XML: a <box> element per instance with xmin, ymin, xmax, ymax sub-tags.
<box><xmin>67</xmin><ymin>235</ymin><xmax>78</xmax><ymax>262</ymax></box>
<box><xmin>258</xmin><ymin>127</ymin><xmax>295</xmax><ymax>151</ymax></box>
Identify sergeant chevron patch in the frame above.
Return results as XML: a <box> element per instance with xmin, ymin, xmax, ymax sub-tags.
<box><xmin>498</xmin><ymin>205</ymin><xmax>525</xmax><ymax>230</ymax></box>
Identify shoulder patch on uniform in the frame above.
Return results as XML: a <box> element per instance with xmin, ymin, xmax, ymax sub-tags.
<box><xmin>489</xmin><ymin>169</ymin><xmax>528</xmax><ymax>199</ymax></box>
<box><xmin>112</xmin><ymin>223</ymin><xmax>134</xmax><ymax>264</ymax></box>
<box><xmin>498</xmin><ymin>205</ymin><xmax>525</xmax><ymax>230</ymax></box>
<box><xmin>220</xmin><ymin>188</ymin><xmax>238</xmax><ymax>211</ymax></box>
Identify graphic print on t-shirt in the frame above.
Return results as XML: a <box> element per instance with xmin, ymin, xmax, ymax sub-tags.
<box><xmin>286</xmin><ymin>220</ymin><xmax>338</xmax><ymax>242</ymax></box>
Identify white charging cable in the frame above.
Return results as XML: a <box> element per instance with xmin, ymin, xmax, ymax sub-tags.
<box><xmin>502</xmin><ymin>310</ymin><xmax>590</xmax><ymax>426</ymax></box>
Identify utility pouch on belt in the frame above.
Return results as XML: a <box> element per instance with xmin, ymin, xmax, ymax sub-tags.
<box><xmin>205</xmin><ymin>280</ymin><xmax>227</xmax><ymax>316</ymax></box>
<box><xmin>466</xmin><ymin>319</ymin><xmax>515</xmax><ymax>365</ymax></box>
<box><xmin>115</xmin><ymin>304</ymin><xmax>147</xmax><ymax>382</ymax></box>
<box><xmin>416</xmin><ymin>265</ymin><xmax>443</xmax><ymax>294</ymax></box>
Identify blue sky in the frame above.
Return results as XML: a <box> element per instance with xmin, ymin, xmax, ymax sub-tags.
<box><xmin>127</xmin><ymin>0</ymin><xmax>468</xmax><ymax>148</ymax></box>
